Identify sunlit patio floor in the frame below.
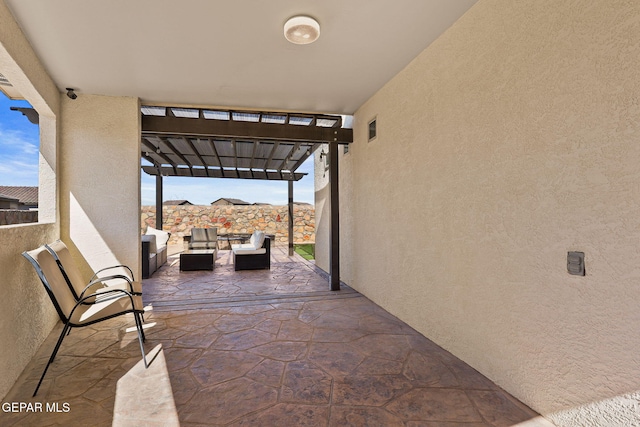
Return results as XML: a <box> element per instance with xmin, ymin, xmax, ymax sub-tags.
<box><xmin>1</xmin><ymin>245</ymin><xmax>553</xmax><ymax>426</ymax></box>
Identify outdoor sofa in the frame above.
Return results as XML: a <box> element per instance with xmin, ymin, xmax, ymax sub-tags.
<box><xmin>142</xmin><ymin>226</ymin><xmax>170</xmax><ymax>278</ymax></box>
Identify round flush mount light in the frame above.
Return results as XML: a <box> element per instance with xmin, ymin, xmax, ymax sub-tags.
<box><xmin>284</xmin><ymin>15</ymin><xmax>320</xmax><ymax>45</ymax></box>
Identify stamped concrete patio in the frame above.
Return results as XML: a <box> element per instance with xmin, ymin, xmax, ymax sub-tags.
<box><xmin>1</xmin><ymin>245</ymin><xmax>553</xmax><ymax>426</ymax></box>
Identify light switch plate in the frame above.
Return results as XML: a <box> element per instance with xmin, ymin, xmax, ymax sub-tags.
<box><xmin>567</xmin><ymin>251</ymin><xmax>585</xmax><ymax>276</ymax></box>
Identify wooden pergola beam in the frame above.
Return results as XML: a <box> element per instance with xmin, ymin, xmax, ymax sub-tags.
<box><xmin>142</xmin><ymin>166</ymin><xmax>306</xmax><ymax>181</ymax></box>
<box><xmin>142</xmin><ymin>115</ymin><xmax>353</xmax><ymax>144</ymax></box>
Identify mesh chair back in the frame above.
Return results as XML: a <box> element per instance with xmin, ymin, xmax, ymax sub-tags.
<box><xmin>190</xmin><ymin>228</ymin><xmax>207</xmax><ymax>242</ymax></box>
<box><xmin>206</xmin><ymin>227</ymin><xmax>218</xmax><ymax>242</ymax></box>
<box><xmin>23</xmin><ymin>246</ymin><xmax>77</xmax><ymax>322</ymax></box>
<box><xmin>45</xmin><ymin>240</ymin><xmax>87</xmax><ymax>300</ymax></box>
<box><xmin>190</xmin><ymin>227</ymin><xmax>218</xmax><ymax>249</ymax></box>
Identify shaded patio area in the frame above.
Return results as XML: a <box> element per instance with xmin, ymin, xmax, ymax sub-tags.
<box><xmin>1</xmin><ymin>246</ymin><xmax>550</xmax><ymax>426</ymax></box>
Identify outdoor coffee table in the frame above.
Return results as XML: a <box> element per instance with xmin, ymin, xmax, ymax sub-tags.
<box><xmin>180</xmin><ymin>249</ymin><xmax>215</xmax><ymax>271</ymax></box>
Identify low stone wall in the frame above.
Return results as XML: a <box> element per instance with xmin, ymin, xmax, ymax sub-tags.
<box><xmin>0</xmin><ymin>210</ymin><xmax>38</xmax><ymax>226</ymax></box>
<box><xmin>141</xmin><ymin>205</ymin><xmax>315</xmax><ymax>244</ymax></box>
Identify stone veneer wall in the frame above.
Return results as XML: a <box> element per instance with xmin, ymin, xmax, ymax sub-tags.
<box><xmin>0</xmin><ymin>210</ymin><xmax>38</xmax><ymax>226</ymax></box>
<box><xmin>141</xmin><ymin>205</ymin><xmax>315</xmax><ymax>244</ymax></box>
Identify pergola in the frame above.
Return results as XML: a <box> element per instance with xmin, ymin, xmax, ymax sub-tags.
<box><xmin>140</xmin><ymin>106</ymin><xmax>353</xmax><ymax>289</ymax></box>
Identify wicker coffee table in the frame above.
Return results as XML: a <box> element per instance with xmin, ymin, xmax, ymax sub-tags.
<box><xmin>180</xmin><ymin>249</ymin><xmax>215</xmax><ymax>271</ymax></box>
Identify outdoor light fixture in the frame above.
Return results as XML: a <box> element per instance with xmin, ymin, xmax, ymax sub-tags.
<box><xmin>65</xmin><ymin>88</ymin><xmax>77</xmax><ymax>99</ymax></box>
<box><xmin>10</xmin><ymin>107</ymin><xmax>39</xmax><ymax>124</ymax></box>
<box><xmin>284</xmin><ymin>15</ymin><xmax>320</xmax><ymax>45</ymax></box>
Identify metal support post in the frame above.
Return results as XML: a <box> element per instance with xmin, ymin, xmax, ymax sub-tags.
<box><xmin>156</xmin><ymin>174</ymin><xmax>163</xmax><ymax>230</ymax></box>
<box><xmin>288</xmin><ymin>180</ymin><xmax>294</xmax><ymax>256</ymax></box>
<box><xmin>329</xmin><ymin>142</ymin><xmax>340</xmax><ymax>291</ymax></box>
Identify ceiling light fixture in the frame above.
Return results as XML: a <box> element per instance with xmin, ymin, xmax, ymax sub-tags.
<box><xmin>284</xmin><ymin>15</ymin><xmax>320</xmax><ymax>45</ymax></box>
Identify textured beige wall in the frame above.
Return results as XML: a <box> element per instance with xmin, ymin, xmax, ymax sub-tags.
<box><xmin>314</xmin><ymin>142</ymin><xmax>357</xmax><ymax>282</ymax></box>
<box><xmin>0</xmin><ymin>224</ymin><xmax>59</xmax><ymax>398</ymax></box>
<box><xmin>320</xmin><ymin>0</ymin><xmax>640</xmax><ymax>425</ymax></box>
<box><xmin>314</xmin><ymin>144</ymin><xmax>330</xmax><ymax>270</ymax></box>
<box><xmin>0</xmin><ymin>0</ymin><xmax>60</xmax><ymax>400</ymax></box>
<box><xmin>60</xmin><ymin>94</ymin><xmax>141</xmax><ymax>282</ymax></box>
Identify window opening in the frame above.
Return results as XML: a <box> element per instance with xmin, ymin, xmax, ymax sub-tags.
<box><xmin>0</xmin><ymin>82</ymin><xmax>40</xmax><ymax>225</ymax></box>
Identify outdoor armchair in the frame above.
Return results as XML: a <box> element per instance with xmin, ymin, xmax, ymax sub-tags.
<box><xmin>189</xmin><ymin>227</ymin><xmax>219</xmax><ymax>250</ymax></box>
<box><xmin>45</xmin><ymin>239</ymin><xmax>141</xmax><ymax>301</ymax></box>
<box><xmin>22</xmin><ymin>245</ymin><xmax>147</xmax><ymax>397</ymax></box>
<box><xmin>232</xmin><ymin>231</ymin><xmax>271</xmax><ymax>271</ymax></box>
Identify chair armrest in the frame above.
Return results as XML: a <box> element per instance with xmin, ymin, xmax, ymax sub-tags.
<box><xmin>78</xmin><ymin>274</ymin><xmax>135</xmax><ymax>300</ymax></box>
<box><xmin>70</xmin><ymin>288</ymin><xmax>137</xmax><ymax>317</ymax></box>
<box><xmin>91</xmin><ymin>264</ymin><xmax>135</xmax><ymax>282</ymax></box>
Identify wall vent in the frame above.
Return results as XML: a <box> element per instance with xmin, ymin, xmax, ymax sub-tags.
<box><xmin>0</xmin><ymin>72</ymin><xmax>12</xmax><ymax>87</ymax></box>
<box><xmin>368</xmin><ymin>118</ymin><xmax>377</xmax><ymax>141</ymax></box>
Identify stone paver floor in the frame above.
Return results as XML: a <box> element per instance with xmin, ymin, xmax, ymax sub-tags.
<box><xmin>1</xmin><ymin>246</ymin><xmax>552</xmax><ymax>426</ymax></box>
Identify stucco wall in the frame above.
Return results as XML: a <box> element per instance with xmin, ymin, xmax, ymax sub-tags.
<box><xmin>315</xmin><ymin>144</ymin><xmax>357</xmax><ymax>279</ymax></box>
<box><xmin>0</xmin><ymin>224</ymin><xmax>59</xmax><ymax>399</ymax></box>
<box><xmin>314</xmin><ymin>145</ymin><xmax>331</xmax><ymax>272</ymax></box>
<box><xmin>60</xmin><ymin>94</ymin><xmax>141</xmax><ymax>282</ymax></box>
<box><xmin>0</xmin><ymin>1</ymin><xmax>60</xmax><ymax>400</ymax></box>
<box><xmin>319</xmin><ymin>0</ymin><xmax>640</xmax><ymax>425</ymax></box>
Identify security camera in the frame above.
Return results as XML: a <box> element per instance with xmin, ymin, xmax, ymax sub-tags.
<box><xmin>66</xmin><ymin>88</ymin><xmax>77</xmax><ymax>100</ymax></box>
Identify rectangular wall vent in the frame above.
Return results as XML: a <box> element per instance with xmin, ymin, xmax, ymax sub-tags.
<box><xmin>368</xmin><ymin>117</ymin><xmax>377</xmax><ymax>141</ymax></box>
<box><xmin>0</xmin><ymin>72</ymin><xmax>12</xmax><ymax>87</ymax></box>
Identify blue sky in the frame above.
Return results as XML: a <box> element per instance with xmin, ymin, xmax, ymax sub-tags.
<box><xmin>0</xmin><ymin>92</ymin><xmax>316</xmax><ymax>205</ymax></box>
<box><xmin>140</xmin><ymin>159</ymin><xmax>315</xmax><ymax>206</ymax></box>
<box><xmin>0</xmin><ymin>93</ymin><xmax>39</xmax><ymax>186</ymax></box>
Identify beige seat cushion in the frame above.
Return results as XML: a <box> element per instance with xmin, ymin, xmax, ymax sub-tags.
<box><xmin>233</xmin><ymin>247</ymin><xmax>267</xmax><ymax>255</ymax></box>
<box><xmin>70</xmin><ymin>293</ymin><xmax>142</xmax><ymax>325</ymax></box>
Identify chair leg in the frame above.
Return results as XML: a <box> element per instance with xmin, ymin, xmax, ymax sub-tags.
<box><xmin>134</xmin><ymin>312</ymin><xmax>148</xmax><ymax>368</ymax></box>
<box><xmin>33</xmin><ymin>323</ymin><xmax>70</xmax><ymax>397</ymax></box>
<box><xmin>135</xmin><ymin>312</ymin><xmax>146</xmax><ymax>342</ymax></box>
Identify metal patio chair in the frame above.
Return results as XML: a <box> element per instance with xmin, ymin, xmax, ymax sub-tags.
<box><xmin>44</xmin><ymin>239</ymin><xmax>141</xmax><ymax>301</ymax></box>
<box><xmin>22</xmin><ymin>245</ymin><xmax>148</xmax><ymax>397</ymax></box>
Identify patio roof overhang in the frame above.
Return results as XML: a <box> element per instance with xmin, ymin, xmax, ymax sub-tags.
<box><xmin>140</xmin><ymin>106</ymin><xmax>351</xmax><ymax>286</ymax></box>
<box><xmin>140</xmin><ymin>106</ymin><xmax>353</xmax><ymax>181</ymax></box>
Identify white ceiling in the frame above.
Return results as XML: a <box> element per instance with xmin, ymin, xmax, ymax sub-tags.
<box><xmin>5</xmin><ymin>0</ymin><xmax>477</xmax><ymax>114</ymax></box>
